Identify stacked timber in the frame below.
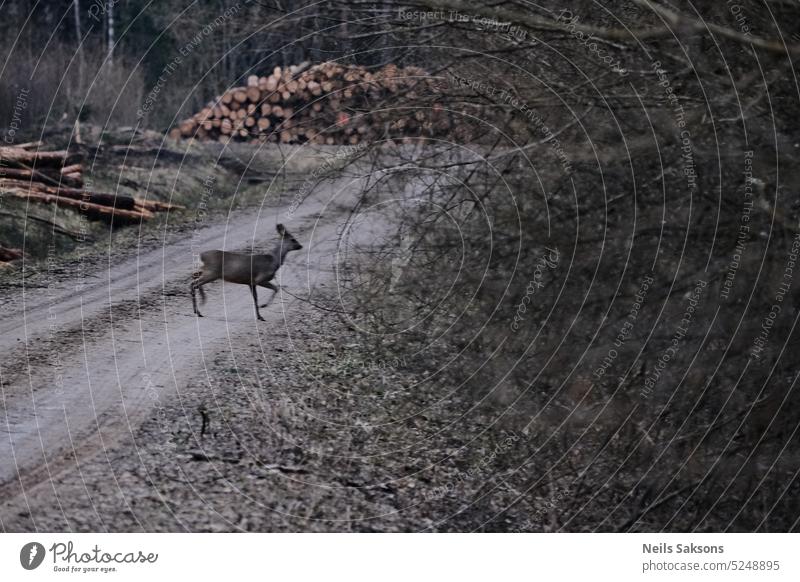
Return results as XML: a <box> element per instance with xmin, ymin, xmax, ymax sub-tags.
<box><xmin>170</xmin><ymin>62</ymin><xmax>452</xmax><ymax>145</ymax></box>
<box><xmin>0</xmin><ymin>142</ymin><xmax>180</xmax><ymax>221</ymax></box>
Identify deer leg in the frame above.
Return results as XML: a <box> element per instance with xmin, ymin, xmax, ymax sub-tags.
<box><xmin>258</xmin><ymin>281</ymin><xmax>279</xmax><ymax>307</ymax></box>
<box><xmin>191</xmin><ymin>286</ymin><xmax>202</xmax><ymax>317</ymax></box>
<box><xmin>191</xmin><ymin>272</ymin><xmax>219</xmax><ymax>317</ymax></box>
<box><xmin>250</xmin><ymin>284</ymin><xmax>265</xmax><ymax>321</ymax></box>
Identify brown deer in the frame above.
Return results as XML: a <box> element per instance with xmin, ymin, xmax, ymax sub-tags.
<box><xmin>191</xmin><ymin>224</ymin><xmax>303</xmax><ymax>321</ymax></box>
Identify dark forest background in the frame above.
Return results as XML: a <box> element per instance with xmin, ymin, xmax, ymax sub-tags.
<box><xmin>2</xmin><ymin>1</ymin><xmax>800</xmax><ymax>531</ymax></box>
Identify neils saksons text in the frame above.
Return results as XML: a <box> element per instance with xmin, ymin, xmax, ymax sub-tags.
<box><xmin>643</xmin><ymin>543</ymin><xmax>724</xmax><ymax>554</ymax></box>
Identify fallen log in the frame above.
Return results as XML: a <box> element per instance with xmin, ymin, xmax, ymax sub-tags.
<box><xmin>60</xmin><ymin>163</ymin><xmax>83</xmax><ymax>176</ymax></box>
<box><xmin>3</xmin><ymin>188</ymin><xmax>153</xmax><ymax>221</ymax></box>
<box><xmin>0</xmin><ymin>179</ymin><xmax>137</xmax><ymax>210</ymax></box>
<box><xmin>0</xmin><ymin>146</ymin><xmax>81</xmax><ymax>168</ymax></box>
<box><xmin>133</xmin><ymin>198</ymin><xmax>184</xmax><ymax>212</ymax></box>
<box><xmin>0</xmin><ymin>144</ymin><xmax>175</xmax><ymax>224</ymax></box>
<box><xmin>0</xmin><ymin>166</ymin><xmax>83</xmax><ymax>188</ymax></box>
<box><xmin>0</xmin><ymin>246</ymin><xmax>23</xmax><ymax>262</ymax></box>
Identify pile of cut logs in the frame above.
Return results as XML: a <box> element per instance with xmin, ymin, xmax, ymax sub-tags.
<box><xmin>170</xmin><ymin>62</ymin><xmax>452</xmax><ymax>145</ymax></box>
<box><xmin>0</xmin><ymin>142</ymin><xmax>179</xmax><ymax>222</ymax></box>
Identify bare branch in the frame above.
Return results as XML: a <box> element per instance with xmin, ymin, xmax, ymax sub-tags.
<box><xmin>407</xmin><ymin>0</ymin><xmax>800</xmax><ymax>55</ymax></box>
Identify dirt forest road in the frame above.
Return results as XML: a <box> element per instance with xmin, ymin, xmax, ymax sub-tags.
<box><xmin>0</xmin><ymin>177</ymin><xmax>388</xmax><ymax>528</ymax></box>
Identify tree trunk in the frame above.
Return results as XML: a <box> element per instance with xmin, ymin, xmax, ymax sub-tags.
<box><xmin>106</xmin><ymin>0</ymin><xmax>114</xmax><ymax>66</ymax></box>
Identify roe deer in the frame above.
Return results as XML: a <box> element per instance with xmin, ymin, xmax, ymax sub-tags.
<box><xmin>191</xmin><ymin>224</ymin><xmax>303</xmax><ymax>321</ymax></box>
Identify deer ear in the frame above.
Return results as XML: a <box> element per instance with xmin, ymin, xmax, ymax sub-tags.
<box><xmin>276</xmin><ymin>224</ymin><xmax>286</xmax><ymax>235</ymax></box>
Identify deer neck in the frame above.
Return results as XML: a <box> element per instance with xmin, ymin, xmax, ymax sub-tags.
<box><xmin>271</xmin><ymin>241</ymin><xmax>290</xmax><ymax>267</ymax></box>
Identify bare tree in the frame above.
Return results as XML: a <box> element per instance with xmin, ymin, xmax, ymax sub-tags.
<box><xmin>73</xmin><ymin>0</ymin><xmax>84</xmax><ymax>143</ymax></box>
<box><xmin>106</xmin><ymin>0</ymin><xmax>114</xmax><ymax>66</ymax></box>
